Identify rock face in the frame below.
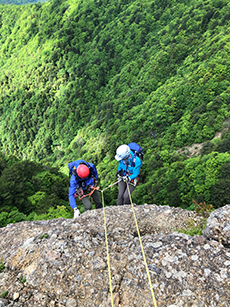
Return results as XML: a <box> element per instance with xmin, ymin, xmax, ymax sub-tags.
<box><xmin>203</xmin><ymin>205</ymin><xmax>230</xmax><ymax>246</ymax></box>
<box><xmin>0</xmin><ymin>204</ymin><xmax>230</xmax><ymax>307</ymax></box>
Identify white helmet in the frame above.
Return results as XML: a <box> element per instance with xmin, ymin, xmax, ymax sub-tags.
<box><xmin>115</xmin><ymin>144</ymin><xmax>130</xmax><ymax>161</ymax></box>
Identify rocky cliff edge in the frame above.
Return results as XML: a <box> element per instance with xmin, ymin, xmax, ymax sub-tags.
<box><xmin>0</xmin><ymin>204</ymin><xmax>230</xmax><ymax>307</ymax></box>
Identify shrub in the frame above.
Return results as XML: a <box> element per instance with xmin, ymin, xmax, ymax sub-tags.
<box><xmin>177</xmin><ymin>218</ymin><xmax>207</xmax><ymax>236</ymax></box>
<box><xmin>192</xmin><ymin>199</ymin><xmax>214</xmax><ymax>217</ymax></box>
<box><xmin>18</xmin><ymin>275</ymin><xmax>26</xmax><ymax>283</ymax></box>
<box><xmin>0</xmin><ymin>260</ymin><xmax>5</xmax><ymax>272</ymax></box>
<box><xmin>0</xmin><ymin>291</ymin><xmax>8</xmax><ymax>298</ymax></box>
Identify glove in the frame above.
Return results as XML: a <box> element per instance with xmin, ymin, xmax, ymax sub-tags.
<box><xmin>74</xmin><ymin>208</ymin><xmax>81</xmax><ymax>219</ymax></box>
<box><xmin>122</xmin><ymin>175</ymin><xmax>130</xmax><ymax>182</ymax></box>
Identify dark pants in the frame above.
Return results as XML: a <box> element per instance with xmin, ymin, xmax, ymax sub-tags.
<box><xmin>81</xmin><ymin>190</ymin><xmax>102</xmax><ymax>211</ymax></box>
<box><xmin>117</xmin><ymin>181</ymin><xmax>136</xmax><ymax>206</ymax></box>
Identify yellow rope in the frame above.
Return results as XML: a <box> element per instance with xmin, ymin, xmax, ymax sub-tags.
<box><xmin>126</xmin><ymin>181</ymin><xmax>158</xmax><ymax>307</ymax></box>
<box><xmin>101</xmin><ymin>191</ymin><xmax>114</xmax><ymax>306</ymax></box>
<box><xmin>99</xmin><ymin>180</ymin><xmax>158</xmax><ymax>306</ymax></box>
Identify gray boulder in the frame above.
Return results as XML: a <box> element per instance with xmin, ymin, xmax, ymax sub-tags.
<box><xmin>203</xmin><ymin>205</ymin><xmax>230</xmax><ymax>246</ymax></box>
<box><xmin>0</xmin><ymin>204</ymin><xmax>230</xmax><ymax>306</ymax></box>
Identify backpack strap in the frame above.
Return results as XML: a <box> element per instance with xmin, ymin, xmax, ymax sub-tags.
<box><xmin>124</xmin><ymin>154</ymin><xmax>137</xmax><ymax>174</ymax></box>
<box><xmin>71</xmin><ymin>166</ymin><xmax>81</xmax><ymax>180</ymax></box>
<box><xmin>70</xmin><ymin>161</ymin><xmax>92</xmax><ymax>180</ymax></box>
<box><xmin>131</xmin><ymin>152</ymin><xmax>137</xmax><ymax>167</ymax></box>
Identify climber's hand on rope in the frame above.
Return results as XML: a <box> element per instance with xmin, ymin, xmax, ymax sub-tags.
<box><xmin>122</xmin><ymin>175</ymin><xmax>130</xmax><ymax>182</ymax></box>
<box><xmin>116</xmin><ymin>170</ymin><xmax>123</xmax><ymax>178</ymax></box>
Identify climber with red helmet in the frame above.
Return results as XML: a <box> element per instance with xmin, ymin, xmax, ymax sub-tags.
<box><xmin>115</xmin><ymin>144</ymin><xmax>142</xmax><ymax>206</ymax></box>
<box><xmin>68</xmin><ymin>160</ymin><xmax>102</xmax><ymax>218</ymax></box>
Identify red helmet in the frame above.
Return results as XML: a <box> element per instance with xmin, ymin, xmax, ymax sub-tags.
<box><xmin>76</xmin><ymin>164</ymin><xmax>90</xmax><ymax>178</ymax></box>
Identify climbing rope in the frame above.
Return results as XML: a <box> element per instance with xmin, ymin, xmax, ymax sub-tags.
<box><xmin>101</xmin><ymin>189</ymin><xmax>114</xmax><ymax>307</ymax></box>
<box><xmin>101</xmin><ymin>179</ymin><xmax>121</xmax><ymax>192</ymax></box>
<box><xmin>93</xmin><ymin>179</ymin><xmax>158</xmax><ymax>307</ymax></box>
<box><xmin>76</xmin><ymin>180</ymin><xmax>120</xmax><ymax>201</ymax></box>
<box><xmin>126</xmin><ymin>181</ymin><xmax>158</xmax><ymax>307</ymax></box>
<box><xmin>98</xmin><ymin>179</ymin><xmax>122</xmax><ymax>306</ymax></box>
<box><xmin>76</xmin><ymin>185</ymin><xmax>100</xmax><ymax>201</ymax></box>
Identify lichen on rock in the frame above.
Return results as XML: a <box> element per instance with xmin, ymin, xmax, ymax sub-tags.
<box><xmin>0</xmin><ymin>204</ymin><xmax>230</xmax><ymax>306</ymax></box>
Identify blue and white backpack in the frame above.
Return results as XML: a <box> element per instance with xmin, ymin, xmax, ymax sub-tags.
<box><xmin>128</xmin><ymin>142</ymin><xmax>143</xmax><ymax>163</ymax></box>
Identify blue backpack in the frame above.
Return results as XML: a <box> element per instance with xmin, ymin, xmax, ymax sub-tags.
<box><xmin>128</xmin><ymin>142</ymin><xmax>143</xmax><ymax>162</ymax></box>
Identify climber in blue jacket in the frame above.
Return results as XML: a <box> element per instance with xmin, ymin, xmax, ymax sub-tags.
<box><xmin>68</xmin><ymin>160</ymin><xmax>102</xmax><ymax>218</ymax></box>
<box><xmin>115</xmin><ymin>144</ymin><xmax>142</xmax><ymax>206</ymax></box>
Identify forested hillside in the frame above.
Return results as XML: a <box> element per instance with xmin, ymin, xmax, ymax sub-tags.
<box><xmin>0</xmin><ymin>0</ymin><xmax>46</xmax><ymax>5</ymax></box>
<box><xmin>0</xmin><ymin>153</ymin><xmax>73</xmax><ymax>227</ymax></box>
<box><xmin>1</xmin><ymin>0</ymin><xmax>230</xmax><ymax>217</ymax></box>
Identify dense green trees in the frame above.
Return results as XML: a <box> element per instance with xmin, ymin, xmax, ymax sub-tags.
<box><xmin>0</xmin><ymin>153</ymin><xmax>71</xmax><ymax>227</ymax></box>
<box><xmin>0</xmin><ymin>0</ymin><xmax>230</xmax><ymax>223</ymax></box>
<box><xmin>0</xmin><ymin>0</ymin><xmax>45</xmax><ymax>4</ymax></box>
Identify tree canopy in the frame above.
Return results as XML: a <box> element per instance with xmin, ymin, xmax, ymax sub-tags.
<box><xmin>0</xmin><ymin>0</ymin><xmax>230</xmax><ymax>221</ymax></box>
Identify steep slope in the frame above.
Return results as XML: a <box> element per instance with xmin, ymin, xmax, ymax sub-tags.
<box><xmin>0</xmin><ymin>153</ymin><xmax>72</xmax><ymax>227</ymax></box>
<box><xmin>0</xmin><ymin>0</ymin><xmax>230</xmax><ymax>208</ymax></box>
<box><xmin>0</xmin><ymin>0</ymin><xmax>46</xmax><ymax>5</ymax></box>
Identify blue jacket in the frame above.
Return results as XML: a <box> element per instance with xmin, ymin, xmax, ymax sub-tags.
<box><xmin>117</xmin><ymin>151</ymin><xmax>141</xmax><ymax>180</ymax></box>
<box><xmin>68</xmin><ymin>160</ymin><xmax>99</xmax><ymax>209</ymax></box>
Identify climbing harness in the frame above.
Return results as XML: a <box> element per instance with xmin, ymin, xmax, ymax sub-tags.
<box><xmin>100</xmin><ymin>180</ymin><xmax>158</xmax><ymax>307</ymax></box>
<box><xmin>120</xmin><ymin>172</ymin><xmax>140</xmax><ymax>187</ymax></box>
<box><xmin>76</xmin><ymin>185</ymin><xmax>100</xmax><ymax>201</ymax></box>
